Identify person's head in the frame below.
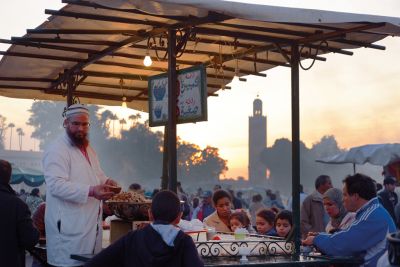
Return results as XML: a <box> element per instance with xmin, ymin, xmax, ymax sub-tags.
<box><xmin>383</xmin><ymin>177</ymin><xmax>396</xmax><ymax>192</ymax></box>
<box><xmin>0</xmin><ymin>159</ymin><xmax>12</xmax><ymax>185</ymax></box>
<box><xmin>31</xmin><ymin>188</ymin><xmax>40</xmax><ymax>197</ymax></box>
<box><xmin>192</xmin><ymin>197</ymin><xmax>199</xmax><ymax>208</ymax></box>
<box><xmin>256</xmin><ymin>209</ymin><xmax>276</xmax><ymax>235</ymax></box>
<box><xmin>315</xmin><ymin>175</ymin><xmax>332</xmax><ymax>194</ymax></box>
<box><xmin>275</xmin><ymin>210</ymin><xmax>293</xmax><ymax>238</ymax></box>
<box><xmin>63</xmin><ymin>104</ymin><xmax>90</xmax><ymax>147</ymax></box>
<box><xmin>213</xmin><ymin>184</ymin><xmax>222</xmax><ymax>191</ymax></box>
<box><xmin>252</xmin><ymin>194</ymin><xmax>263</xmax><ymax>203</ymax></box>
<box><xmin>201</xmin><ymin>190</ymin><xmax>212</xmax><ymax>204</ymax></box>
<box><xmin>149</xmin><ymin>190</ymin><xmax>182</xmax><ymax>225</ymax></box>
<box><xmin>151</xmin><ymin>188</ymin><xmax>160</xmax><ymax>198</ymax></box>
<box><xmin>342</xmin><ymin>173</ymin><xmax>376</xmax><ymax>212</ymax></box>
<box><xmin>229</xmin><ymin>211</ymin><xmax>250</xmax><ymax>232</ymax></box>
<box><xmin>212</xmin><ymin>189</ymin><xmax>232</xmax><ymax>219</ymax></box>
<box><xmin>129</xmin><ymin>183</ymin><xmax>142</xmax><ymax>191</ymax></box>
<box><xmin>323</xmin><ymin>188</ymin><xmax>345</xmax><ymax>218</ymax></box>
<box><xmin>237</xmin><ymin>191</ymin><xmax>243</xmax><ymax>198</ymax></box>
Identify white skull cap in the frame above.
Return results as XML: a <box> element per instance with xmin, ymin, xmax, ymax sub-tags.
<box><xmin>63</xmin><ymin>103</ymin><xmax>89</xmax><ymax>118</ymax></box>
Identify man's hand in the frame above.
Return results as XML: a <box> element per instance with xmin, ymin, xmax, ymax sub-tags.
<box><xmin>105</xmin><ymin>178</ymin><xmax>119</xmax><ymax>187</ymax></box>
<box><xmin>90</xmin><ymin>184</ymin><xmax>115</xmax><ymax>201</ymax></box>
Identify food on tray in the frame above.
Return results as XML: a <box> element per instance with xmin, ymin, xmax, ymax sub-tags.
<box><xmin>107</xmin><ymin>191</ymin><xmax>149</xmax><ymax>203</ymax></box>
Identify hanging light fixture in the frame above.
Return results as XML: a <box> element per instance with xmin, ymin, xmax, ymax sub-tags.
<box><xmin>121</xmin><ymin>96</ymin><xmax>127</xmax><ymax>108</ymax></box>
<box><xmin>143</xmin><ymin>50</ymin><xmax>152</xmax><ymax>67</ymax></box>
<box><xmin>232</xmin><ymin>59</ymin><xmax>240</xmax><ymax>83</ymax></box>
<box><xmin>119</xmin><ymin>78</ymin><xmax>127</xmax><ymax>108</ymax></box>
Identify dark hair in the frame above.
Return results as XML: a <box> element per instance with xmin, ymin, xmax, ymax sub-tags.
<box><xmin>129</xmin><ymin>183</ymin><xmax>141</xmax><ymax>191</ymax></box>
<box><xmin>275</xmin><ymin>210</ymin><xmax>293</xmax><ymax>227</ymax></box>
<box><xmin>343</xmin><ymin>173</ymin><xmax>376</xmax><ymax>200</ymax></box>
<box><xmin>230</xmin><ymin>211</ymin><xmax>250</xmax><ymax>227</ymax></box>
<box><xmin>315</xmin><ymin>175</ymin><xmax>330</xmax><ymax>189</ymax></box>
<box><xmin>151</xmin><ymin>190</ymin><xmax>181</xmax><ymax>223</ymax></box>
<box><xmin>256</xmin><ymin>209</ymin><xmax>276</xmax><ymax>225</ymax></box>
<box><xmin>212</xmin><ymin>189</ymin><xmax>232</xmax><ymax>205</ymax></box>
<box><xmin>376</xmin><ymin>183</ymin><xmax>383</xmax><ymax>191</ymax></box>
<box><xmin>252</xmin><ymin>194</ymin><xmax>263</xmax><ymax>202</ymax></box>
<box><xmin>31</xmin><ymin>188</ymin><xmax>40</xmax><ymax>196</ymax></box>
<box><xmin>0</xmin><ymin>160</ymin><xmax>12</xmax><ymax>185</ymax></box>
<box><xmin>192</xmin><ymin>197</ymin><xmax>199</xmax><ymax>209</ymax></box>
<box><xmin>383</xmin><ymin>177</ymin><xmax>396</xmax><ymax>185</ymax></box>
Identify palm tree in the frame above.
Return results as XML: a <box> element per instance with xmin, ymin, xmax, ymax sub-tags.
<box><xmin>119</xmin><ymin>118</ymin><xmax>126</xmax><ymax>132</ymax></box>
<box><xmin>8</xmin><ymin>123</ymin><xmax>15</xmax><ymax>150</ymax></box>
<box><xmin>128</xmin><ymin>113</ymin><xmax>142</xmax><ymax>128</ymax></box>
<box><xmin>16</xmin><ymin>128</ymin><xmax>24</xmax><ymax>151</ymax></box>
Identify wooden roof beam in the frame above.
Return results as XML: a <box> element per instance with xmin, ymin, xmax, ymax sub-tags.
<box><xmin>26</xmin><ymin>29</ymin><xmax>140</xmax><ymax>35</ymax></box>
<box><xmin>11</xmin><ymin>37</ymin><xmax>120</xmax><ymax>46</ymax></box>
<box><xmin>0</xmin><ymin>77</ymin><xmax>53</xmax><ymax>82</ymax></box>
<box><xmin>296</xmin><ymin>22</ymin><xmax>386</xmax><ymax>45</ymax></box>
<box><xmin>45</xmin><ymin>9</ymin><xmax>167</xmax><ymax>28</ymax></box>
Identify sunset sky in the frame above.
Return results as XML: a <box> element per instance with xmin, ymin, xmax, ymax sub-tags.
<box><xmin>0</xmin><ymin>0</ymin><xmax>399</xmax><ymax>179</ymax></box>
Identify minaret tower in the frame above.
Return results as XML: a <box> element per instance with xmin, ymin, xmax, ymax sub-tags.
<box><xmin>248</xmin><ymin>97</ymin><xmax>267</xmax><ymax>184</ymax></box>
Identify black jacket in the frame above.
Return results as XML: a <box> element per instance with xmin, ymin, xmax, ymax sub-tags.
<box><xmin>0</xmin><ymin>184</ymin><xmax>40</xmax><ymax>267</ymax></box>
<box><xmin>378</xmin><ymin>189</ymin><xmax>398</xmax><ymax>223</ymax></box>
<box><xmin>85</xmin><ymin>224</ymin><xmax>203</xmax><ymax>267</ymax></box>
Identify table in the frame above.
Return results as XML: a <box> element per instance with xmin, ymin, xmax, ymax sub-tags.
<box><xmin>71</xmin><ymin>254</ymin><xmax>362</xmax><ymax>266</ymax></box>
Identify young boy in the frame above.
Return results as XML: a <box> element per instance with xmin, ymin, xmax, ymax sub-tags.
<box><xmin>85</xmin><ymin>190</ymin><xmax>204</xmax><ymax>267</ymax></box>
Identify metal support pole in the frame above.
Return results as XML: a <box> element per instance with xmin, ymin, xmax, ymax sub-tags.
<box><xmin>167</xmin><ymin>29</ymin><xmax>178</xmax><ymax>193</ymax></box>
<box><xmin>161</xmin><ymin>126</ymin><xmax>169</xmax><ymax>190</ymax></box>
<box><xmin>67</xmin><ymin>73</ymin><xmax>74</xmax><ymax>107</ymax></box>
<box><xmin>291</xmin><ymin>43</ymin><xmax>301</xmax><ymax>256</ymax></box>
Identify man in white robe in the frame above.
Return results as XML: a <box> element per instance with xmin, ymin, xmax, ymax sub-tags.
<box><xmin>43</xmin><ymin>104</ymin><xmax>118</xmax><ymax>266</ymax></box>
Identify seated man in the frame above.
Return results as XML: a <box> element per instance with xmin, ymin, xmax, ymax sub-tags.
<box><xmin>85</xmin><ymin>190</ymin><xmax>204</xmax><ymax>267</ymax></box>
<box><xmin>303</xmin><ymin>173</ymin><xmax>396</xmax><ymax>267</ymax></box>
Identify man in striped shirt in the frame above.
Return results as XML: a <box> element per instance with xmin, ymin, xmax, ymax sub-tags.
<box><xmin>303</xmin><ymin>173</ymin><xmax>396</xmax><ymax>267</ymax></box>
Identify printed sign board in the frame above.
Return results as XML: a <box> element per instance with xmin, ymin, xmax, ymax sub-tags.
<box><xmin>148</xmin><ymin>64</ymin><xmax>207</xmax><ymax>127</ymax></box>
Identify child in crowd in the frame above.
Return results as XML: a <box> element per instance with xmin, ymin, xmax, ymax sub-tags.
<box><xmin>255</xmin><ymin>209</ymin><xmax>277</xmax><ymax>236</ymax></box>
<box><xmin>85</xmin><ymin>190</ymin><xmax>204</xmax><ymax>267</ymax></box>
<box><xmin>275</xmin><ymin>210</ymin><xmax>293</xmax><ymax>238</ymax></box>
<box><xmin>229</xmin><ymin>210</ymin><xmax>254</xmax><ymax>233</ymax></box>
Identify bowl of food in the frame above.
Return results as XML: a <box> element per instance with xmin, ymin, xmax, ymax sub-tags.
<box><xmin>105</xmin><ymin>191</ymin><xmax>151</xmax><ymax>221</ymax></box>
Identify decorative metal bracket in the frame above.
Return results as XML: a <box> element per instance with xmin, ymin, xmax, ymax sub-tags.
<box><xmin>147</xmin><ymin>27</ymin><xmax>196</xmax><ymax>61</ymax></box>
<box><xmin>299</xmin><ymin>40</ymin><xmax>329</xmax><ymax>70</ymax></box>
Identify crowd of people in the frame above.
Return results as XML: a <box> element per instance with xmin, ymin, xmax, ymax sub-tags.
<box><xmin>1</xmin><ymin>103</ymin><xmax>399</xmax><ymax>267</ymax></box>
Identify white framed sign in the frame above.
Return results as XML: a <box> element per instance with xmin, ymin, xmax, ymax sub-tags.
<box><xmin>148</xmin><ymin>64</ymin><xmax>208</xmax><ymax>127</ymax></box>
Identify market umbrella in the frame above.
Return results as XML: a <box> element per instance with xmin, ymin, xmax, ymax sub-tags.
<box><xmin>10</xmin><ymin>163</ymin><xmax>45</xmax><ymax>187</ymax></box>
<box><xmin>316</xmin><ymin>143</ymin><xmax>400</xmax><ymax>166</ymax></box>
<box><xmin>316</xmin><ymin>143</ymin><xmax>400</xmax><ymax>177</ymax></box>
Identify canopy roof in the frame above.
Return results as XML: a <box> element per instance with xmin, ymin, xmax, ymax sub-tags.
<box><xmin>317</xmin><ymin>143</ymin><xmax>400</xmax><ymax>166</ymax></box>
<box><xmin>0</xmin><ymin>0</ymin><xmax>399</xmax><ymax>111</ymax></box>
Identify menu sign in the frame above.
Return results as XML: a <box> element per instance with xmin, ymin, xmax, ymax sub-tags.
<box><xmin>148</xmin><ymin>64</ymin><xmax>208</xmax><ymax>127</ymax></box>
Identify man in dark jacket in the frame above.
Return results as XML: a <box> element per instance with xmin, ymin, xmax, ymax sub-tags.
<box><xmin>0</xmin><ymin>159</ymin><xmax>40</xmax><ymax>267</ymax></box>
<box><xmin>85</xmin><ymin>190</ymin><xmax>204</xmax><ymax>267</ymax></box>
<box><xmin>378</xmin><ymin>177</ymin><xmax>398</xmax><ymax>224</ymax></box>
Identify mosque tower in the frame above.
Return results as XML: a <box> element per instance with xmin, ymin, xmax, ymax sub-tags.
<box><xmin>248</xmin><ymin>97</ymin><xmax>267</xmax><ymax>185</ymax></box>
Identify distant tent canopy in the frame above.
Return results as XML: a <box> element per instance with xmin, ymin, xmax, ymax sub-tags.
<box><xmin>10</xmin><ymin>163</ymin><xmax>45</xmax><ymax>187</ymax></box>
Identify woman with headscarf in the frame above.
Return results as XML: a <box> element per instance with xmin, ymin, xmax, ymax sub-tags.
<box><xmin>323</xmin><ymin>188</ymin><xmax>356</xmax><ymax>234</ymax></box>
